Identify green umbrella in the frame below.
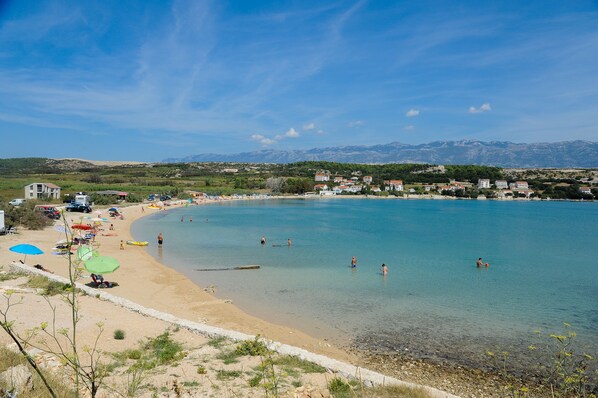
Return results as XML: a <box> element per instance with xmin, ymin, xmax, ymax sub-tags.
<box><xmin>76</xmin><ymin>245</ymin><xmax>98</xmax><ymax>262</ymax></box>
<box><xmin>84</xmin><ymin>256</ymin><xmax>120</xmax><ymax>275</ymax></box>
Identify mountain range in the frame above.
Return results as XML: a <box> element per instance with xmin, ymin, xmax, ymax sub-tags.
<box><xmin>164</xmin><ymin>140</ymin><xmax>598</xmax><ymax>168</ymax></box>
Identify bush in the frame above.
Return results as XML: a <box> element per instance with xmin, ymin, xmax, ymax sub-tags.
<box><xmin>234</xmin><ymin>336</ymin><xmax>268</xmax><ymax>356</ymax></box>
<box><xmin>114</xmin><ymin>329</ymin><xmax>126</xmax><ymax>340</ymax></box>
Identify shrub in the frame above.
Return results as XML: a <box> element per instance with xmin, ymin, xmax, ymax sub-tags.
<box><xmin>234</xmin><ymin>336</ymin><xmax>268</xmax><ymax>357</ymax></box>
<box><xmin>113</xmin><ymin>329</ymin><xmax>126</xmax><ymax>340</ymax></box>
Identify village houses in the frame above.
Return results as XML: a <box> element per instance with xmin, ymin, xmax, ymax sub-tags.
<box><xmin>384</xmin><ymin>180</ymin><xmax>404</xmax><ymax>192</ymax></box>
<box><xmin>477</xmin><ymin>179</ymin><xmax>491</xmax><ymax>189</ymax></box>
<box><xmin>495</xmin><ymin>180</ymin><xmax>508</xmax><ymax>189</ymax></box>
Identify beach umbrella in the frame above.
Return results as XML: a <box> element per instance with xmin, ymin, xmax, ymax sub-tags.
<box><xmin>76</xmin><ymin>245</ymin><xmax>98</xmax><ymax>262</ymax></box>
<box><xmin>84</xmin><ymin>256</ymin><xmax>120</xmax><ymax>275</ymax></box>
<box><xmin>72</xmin><ymin>224</ymin><xmax>92</xmax><ymax>230</ymax></box>
<box><xmin>109</xmin><ymin>207</ymin><xmax>118</xmax><ymax>212</ymax></box>
<box><xmin>9</xmin><ymin>244</ymin><xmax>44</xmax><ymax>263</ymax></box>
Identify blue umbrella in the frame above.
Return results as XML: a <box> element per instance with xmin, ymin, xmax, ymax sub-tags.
<box><xmin>9</xmin><ymin>244</ymin><xmax>44</xmax><ymax>263</ymax></box>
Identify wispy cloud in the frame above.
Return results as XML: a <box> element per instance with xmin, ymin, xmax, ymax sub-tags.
<box><xmin>469</xmin><ymin>103</ymin><xmax>492</xmax><ymax>114</ymax></box>
<box><xmin>406</xmin><ymin>108</ymin><xmax>420</xmax><ymax>117</ymax></box>
<box><xmin>303</xmin><ymin>122</ymin><xmax>315</xmax><ymax>130</ymax></box>
<box><xmin>347</xmin><ymin>120</ymin><xmax>364</xmax><ymax>128</ymax></box>
<box><xmin>404</xmin><ymin>125</ymin><xmax>415</xmax><ymax>131</ymax></box>
<box><xmin>251</xmin><ymin>134</ymin><xmax>275</xmax><ymax>146</ymax></box>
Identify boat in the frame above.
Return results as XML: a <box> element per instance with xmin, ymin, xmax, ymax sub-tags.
<box><xmin>126</xmin><ymin>240</ymin><xmax>149</xmax><ymax>246</ymax></box>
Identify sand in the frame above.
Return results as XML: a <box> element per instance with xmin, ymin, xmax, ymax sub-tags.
<box><xmin>0</xmin><ymin>199</ymin><xmax>352</xmax><ymax>363</ymax></box>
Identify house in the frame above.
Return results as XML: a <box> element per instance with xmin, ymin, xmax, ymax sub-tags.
<box><xmin>319</xmin><ymin>190</ymin><xmax>336</xmax><ymax>196</ymax></box>
<box><xmin>477</xmin><ymin>179</ymin><xmax>491</xmax><ymax>189</ymax></box>
<box><xmin>333</xmin><ymin>185</ymin><xmax>349</xmax><ymax>194</ymax></box>
<box><xmin>580</xmin><ymin>187</ymin><xmax>592</xmax><ymax>195</ymax></box>
<box><xmin>25</xmin><ymin>182</ymin><xmax>61</xmax><ymax>200</ymax></box>
<box><xmin>370</xmin><ymin>185</ymin><xmax>381</xmax><ymax>192</ymax></box>
<box><xmin>510</xmin><ymin>181</ymin><xmax>529</xmax><ymax>190</ymax></box>
<box><xmin>495</xmin><ymin>180</ymin><xmax>508</xmax><ymax>189</ymax></box>
<box><xmin>95</xmin><ymin>190</ymin><xmax>129</xmax><ymax>200</ymax></box>
<box><xmin>313</xmin><ymin>184</ymin><xmax>329</xmax><ymax>191</ymax></box>
<box><xmin>385</xmin><ymin>180</ymin><xmax>404</xmax><ymax>191</ymax></box>
<box><xmin>424</xmin><ymin>185</ymin><xmax>435</xmax><ymax>192</ymax></box>
<box><xmin>363</xmin><ymin>176</ymin><xmax>373</xmax><ymax>184</ymax></box>
<box><xmin>315</xmin><ymin>173</ymin><xmax>329</xmax><ymax>182</ymax></box>
<box><xmin>333</xmin><ymin>176</ymin><xmax>344</xmax><ymax>183</ymax></box>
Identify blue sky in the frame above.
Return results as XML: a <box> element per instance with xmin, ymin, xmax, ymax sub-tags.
<box><xmin>1</xmin><ymin>0</ymin><xmax>597</xmax><ymax>161</ymax></box>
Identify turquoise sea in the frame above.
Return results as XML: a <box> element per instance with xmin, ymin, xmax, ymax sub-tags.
<box><xmin>132</xmin><ymin>199</ymin><xmax>598</xmax><ymax>367</ymax></box>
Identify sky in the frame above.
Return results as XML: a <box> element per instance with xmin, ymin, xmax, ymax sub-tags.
<box><xmin>0</xmin><ymin>0</ymin><xmax>597</xmax><ymax>161</ymax></box>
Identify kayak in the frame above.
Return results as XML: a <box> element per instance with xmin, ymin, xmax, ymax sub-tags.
<box><xmin>126</xmin><ymin>240</ymin><xmax>149</xmax><ymax>246</ymax></box>
<box><xmin>147</xmin><ymin>205</ymin><xmax>161</xmax><ymax>209</ymax></box>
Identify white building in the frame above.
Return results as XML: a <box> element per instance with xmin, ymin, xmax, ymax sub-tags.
<box><xmin>363</xmin><ymin>176</ymin><xmax>373</xmax><ymax>184</ymax></box>
<box><xmin>25</xmin><ymin>182</ymin><xmax>61</xmax><ymax>200</ymax></box>
<box><xmin>477</xmin><ymin>179</ymin><xmax>491</xmax><ymax>189</ymax></box>
<box><xmin>510</xmin><ymin>181</ymin><xmax>529</xmax><ymax>190</ymax></box>
<box><xmin>314</xmin><ymin>173</ymin><xmax>329</xmax><ymax>182</ymax></box>
<box><xmin>495</xmin><ymin>180</ymin><xmax>508</xmax><ymax>189</ymax></box>
<box><xmin>313</xmin><ymin>184</ymin><xmax>329</xmax><ymax>191</ymax></box>
<box><xmin>384</xmin><ymin>180</ymin><xmax>404</xmax><ymax>191</ymax></box>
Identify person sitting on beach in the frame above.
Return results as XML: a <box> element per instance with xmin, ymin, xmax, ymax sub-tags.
<box><xmin>34</xmin><ymin>264</ymin><xmax>53</xmax><ymax>273</ymax></box>
<box><xmin>476</xmin><ymin>258</ymin><xmax>483</xmax><ymax>268</ymax></box>
<box><xmin>381</xmin><ymin>263</ymin><xmax>388</xmax><ymax>275</ymax></box>
<box><xmin>351</xmin><ymin>256</ymin><xmax>357</xmax><ymax>268</ymax></box>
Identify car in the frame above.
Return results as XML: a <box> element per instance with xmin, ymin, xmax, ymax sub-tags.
<box><xmin>65</xmin><ymin>203</ymin><xmax>92</xmax><ymax>213</ymax></box>
<box><xmin>34</xmin><ymin>205</ymin><xmax>61</xmax><ymax>220</ymax></box>
<box><xmin>9</xmin><ymin>199</ymin><xmax>26</xmax><ymax>206</ymax></box>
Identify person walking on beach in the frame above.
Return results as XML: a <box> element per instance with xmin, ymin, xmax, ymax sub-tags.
<box><xmin>351</xmin><ymin>256</ymin><xmax>357</xmax><ymax>268</ymax></box>
<box><xmin>157</xmin><ymin>232</ymin><xmax>163</xmax><ymax>247</ymax></box>
<box><xmin>381</xmin><ymin>263</ymin><xmax>388</xmax><ymax>275</ymax></box>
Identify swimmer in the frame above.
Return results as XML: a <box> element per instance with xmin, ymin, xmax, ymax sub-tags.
<box><xmin>476</xmin><ymin>258</ymin><xmax>483</xmax><ymax>268</ymax></box>
<box><xmin>381</xmin><ymin>263</ymin><xmax>388</xmax><ymax>275</ymax></box>
<box><xmin>351</xmin><ymin>256</ymin><xmax>357</xmax><ymax>268</ymax></box>
<box><xmin>261</xmin><ymin>236</ymin><xmax>266</xmax><ymax>245</ymax></box>
<box><xmin>287</xmin><ymin>238</ymin><xmax>292</xmax><ymax>246</ymax></box>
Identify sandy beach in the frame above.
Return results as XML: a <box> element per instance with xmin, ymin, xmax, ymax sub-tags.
<box><xmin>0</xmin><ymin>199</ymin><xmax>353</xmax><ymax>362</ymax></box>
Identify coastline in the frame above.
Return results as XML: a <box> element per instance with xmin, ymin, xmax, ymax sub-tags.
<box><xmin>4</xmin><ymin>197</ymin><xmax>589</xmax><ymax>397</ymax></box>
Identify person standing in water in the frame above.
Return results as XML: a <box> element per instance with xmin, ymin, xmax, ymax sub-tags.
<box><xmin>351</xmin><ymin>256</ymin><xmax>357</xmax><ymax>268</ymax></box>
<box><xmin>261</xmin><ymin>236</ymin><xmax>267</xmax><ymax>245</ymax></box>
<box><xmin>381</xmin><ymin>263</ymin><xmax>388</xmax><ymax>275</ymax></box>
<box><xmin>157</xmin><ymin>232</ymin><xmax>163</xmax><ymax>246</ymax></box>
<box><xmin>476</xmin><ymin>258</ymin><xmax>483</xmax><ymax>268</ymax></box>
<box><xmin>287</xmin><ymin>238</ymin><xmax>292</xmax><ymax>246</ymax></box>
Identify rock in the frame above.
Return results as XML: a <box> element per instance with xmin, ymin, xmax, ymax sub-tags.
<box><xmin>0</xmin><ymin>364</ymin><xmax>33</xmax><ymax>394</ymax></box>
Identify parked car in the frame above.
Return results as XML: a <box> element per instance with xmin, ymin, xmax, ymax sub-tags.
<box><xmin>34</xmin><ymin>205</ymin><xmax>61</xmax><ymax>220</ymax></box>
<box><xmin>65</xmin><ymin>203</ymin><xmax>92</xmax><ymax>213</ymax></box>
<box><xmin>9</xmin><ymin>199</ymin><xmax>26</xmax><ymax>206</ymax></box>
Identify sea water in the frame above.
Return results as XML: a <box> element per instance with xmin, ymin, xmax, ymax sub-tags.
<box><xmin>132</xmin><ymin>199</ymin><xmax>598</xmax><ymax>366</ymax></box>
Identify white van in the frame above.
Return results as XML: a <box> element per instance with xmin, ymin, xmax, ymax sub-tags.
<box><xmin>9</xmin><ymin>199</ymin><xmax>26</xmax><ymax>206</ymax></box>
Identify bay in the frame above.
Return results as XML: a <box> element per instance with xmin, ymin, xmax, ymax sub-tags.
<box><xmin>132</xmin><ymin>198</ymin><xmax>598</xmax><ymax>366</ymax></box>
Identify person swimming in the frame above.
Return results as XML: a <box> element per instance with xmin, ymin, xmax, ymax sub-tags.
<box><xmin>476</xmin><ymin>258</ymin><xmax>483</xmax><ymax>267</ymax></box>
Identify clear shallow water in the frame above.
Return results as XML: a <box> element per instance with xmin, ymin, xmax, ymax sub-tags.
<box><xmin>132</xmin><ymin>199</ymin><xmax>598</xmax><ymax>365</ymax></box>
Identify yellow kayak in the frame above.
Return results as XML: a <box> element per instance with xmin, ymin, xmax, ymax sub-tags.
<box><xmin>126</xmin><ymin>240</ymin><xmax>149</xmax><ymax>246</ymax></box>
<box><xmin>147</xmin><ymin>205</ymin><xmax>161</xmax><ymax>209</ymax></box>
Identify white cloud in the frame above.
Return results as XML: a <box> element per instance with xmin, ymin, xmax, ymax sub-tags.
<box><xmin>251</xmin><ymin>134</ymin><xmax>275</xmax><ymax>145</ymax></box>
<box><xmin>347</xmin><ymin>120</ymin><xmax>364</xmax><ymax>128</ymax></box>
<box><xmin>469</xmin><ymin>103</ymin><xmax>492</xmax><ymax>114</ymax></box>
<box><xmin>316</xmin><ymin>129</ymin><xmax>325</xmax><ymax>135</ymax></box>
<box><xmin>404</xmin><ymin>125</ymin><xmax>415</xmax><ymax>131</ymax></box>
<box><xmin>406</xmin><ymin>109</ymin><xmax>420</xmax><ymax>117</ymax></box>
<box><xmin>285</xmin><ymin>127</ymin><xmax>299</xmax><ymax>138</ymax></box>
<box><xmin>303</xmin><ymin>122</ymin><xmax>315</xmax><ymax>130</ymax></box>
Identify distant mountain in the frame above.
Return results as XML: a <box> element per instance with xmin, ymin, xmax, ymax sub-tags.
<box><xmin>164</xmin><ymin>140</ymin><xmax>598</xmax><ymax>168</ymax></box>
